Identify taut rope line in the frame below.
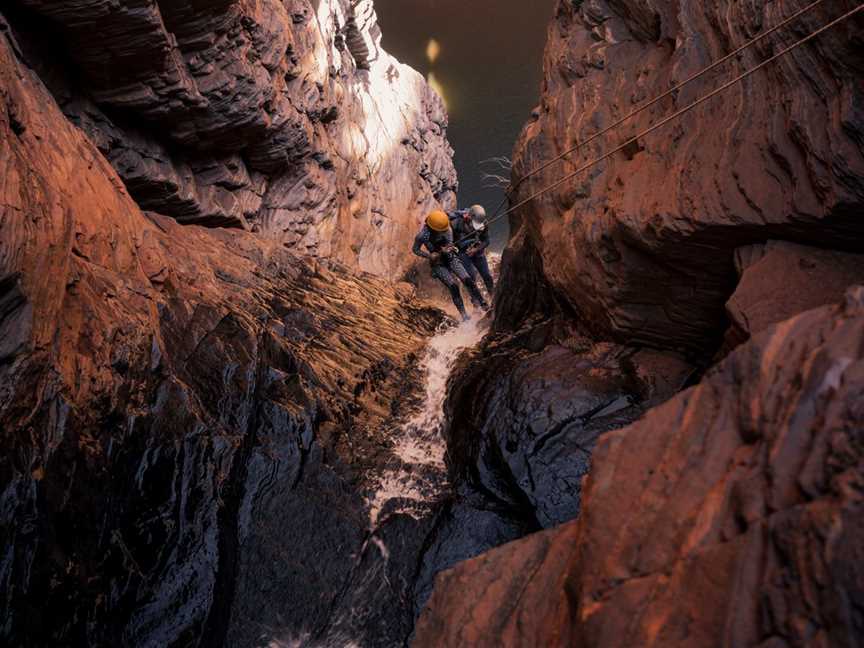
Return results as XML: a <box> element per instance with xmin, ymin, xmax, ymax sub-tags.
<box><xmin>509</xmin><ymin>0</ymin><xmax>829</xmax><ymax>196</ymax></box>
<box><xmin>456</xmin><ymin>1</ymin><xmax>862</xmax><ymax>246</ymax></box>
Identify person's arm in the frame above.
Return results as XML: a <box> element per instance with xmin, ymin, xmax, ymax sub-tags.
<box><xmin>467</xmin><ymin>228</ymin><xmax>489</xmax><ymax>255</ymax></box>
<box><xmin>449</xmin><ymin>218</ymin><xmax>470</xmax><ymax>249</ymax></box>
<box><xmin>442</xmin><ymin>227</ymin><xmax>458</xmax><ymax>255</ymax></box>
<box><xmin>412</xmin><ymin>230</ymin><xmax>431</xmax><ymax>259</ymax></box>
<box><xmin>476</xmin><ymin>227</ymin><xmax>491</xmax><ymax>252</ymax></box>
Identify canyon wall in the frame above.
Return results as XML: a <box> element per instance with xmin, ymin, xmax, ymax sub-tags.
<box><xmin>0</xmin><ymin>2</ymin><xmax>466</xmax><ymax>646</ymax></box>
<box><xmin>417</xmin><ymin>1</ymin><xmax>864</xmax><ymax>645</ymax></box>
<box><xmin>8</xmin><ymin>0</ymin><xmax>455</xmax><ymax>277</ymax></box>
<box><xmin>498</xmin><ymin>0</ymin><xmax>864</xmax><ymax>357</ymax></box>
<box><xmin>417</xmin><ymin>289</ymin><xmax>864</xmax><ymax>647</ymax></box>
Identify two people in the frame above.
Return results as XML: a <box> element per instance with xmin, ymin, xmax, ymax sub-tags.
<box><xmin>412</xmin><ymin>205</ymin><xmax>495</xmax><ymax>320</ymax></box>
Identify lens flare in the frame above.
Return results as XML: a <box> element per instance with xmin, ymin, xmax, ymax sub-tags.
<box><xmin>425</xmin><ymin>38</ymin><xmax>441</xmax><ymax>64</ymax></box>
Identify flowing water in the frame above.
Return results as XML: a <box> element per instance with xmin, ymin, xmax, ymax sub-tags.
<box><xmin>263</xmin><ymin>255</ymin><xmax>498</xmax><ymax>647</ymax></box>
<box><xmin>367</xmin><ymin>316</ymin><xmax>487</xmax><ymax>525</ymax></box>
<box><xmin>266</xmin><ymin>317</ymin><xmax>488</xmax><ymax>648</ymax></box>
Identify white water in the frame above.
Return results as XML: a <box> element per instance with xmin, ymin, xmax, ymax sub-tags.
<box><xmin>366</xmin><ymin>316</ymin><xmax>487</xmax><ymax>526</ymax></box>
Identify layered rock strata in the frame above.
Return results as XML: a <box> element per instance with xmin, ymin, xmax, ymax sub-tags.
<box><xmin>0</xmin><ymin>12</ymin><xmax>462</xmax><ymax>646</ymax></box>
<box><xmin>415</xmin><ymin>289</ymin><xmax>864</xmax><ymax>647</ymax></box>
<box><xmin>8</xmin><ymin>0</ymin><xmax>456</xmax><ymax>276</ymax></box>
<box><xmin>502</xmin><ymin>0</ymin><xmax>864</xmax><ymax>356</ymax></box>
<box><xmin>415</xmin><ymin>1</ymin><xmax>864</xmax><ymax>645</ymax></box>
<box><xmin>443</xmin><ymin>315</ymin><xmax>693</xmax><ymax>530</ymax></box>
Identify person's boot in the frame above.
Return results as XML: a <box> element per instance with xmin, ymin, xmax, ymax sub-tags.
<box><xmin>448</xmin><ymin>285</ymin><xmax>469</xmax><ymax>321</ymax></box>
<box><xmin>463</xmin><ymin>280</ymin><xmax>487</xmax><ymax>313</ymax></box>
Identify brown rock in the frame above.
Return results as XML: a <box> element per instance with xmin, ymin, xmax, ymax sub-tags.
<box><xmin>7</xmin><ymin>0</ymin><xmax>456</xmax><ymax>275</ymax></box>
<box><xmin>415</xmin><ymin>289</ymin><xmax>864</xmax><ymax>648</ymax></box>
<box><xmin>0</xmin><ymin>23</ymin><xmax>446</xmax><ymax>645</ymax></box>
<box><xmin>503</xmin><ymin>0</ymin><xmax>864</xmax><ymax>356</ymax></box>
<box><xmin>414</xmin><ymin>525</ymin><xmax>578</xmax><ymax>647</ymax></box>
<box><xmin>725</xmin><ymin>240</ymin><xmax>864</xmax><ymax>344</ymax></box>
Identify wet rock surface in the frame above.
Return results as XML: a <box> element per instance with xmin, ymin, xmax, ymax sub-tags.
<box><xmin>443</xmin><ymin>317</ymin><xmax>692</xmax><ymax>529</ymax></box>
<box><xmin>0</xmin><ymin>16</ymin><xmax>475</xmax><ymax>647</ymax></box>
<box><xmin>416</xmin><ymin>290</ymin><xmax>864</xmax><ymax>648</ymax></box>
<box><xmin>415</xmin><ymin>1</ymin><xmax>864</xmax><ymax>645</ymax></box>
<box><xmin>505</xmin><ymin>0</ymin><xmax>864</xmax><ymax>356</ymax></box>
<box><xmin>6</xmin><ymin>0</ymin><xmax>456</xmax><ymax>276</ymax></box>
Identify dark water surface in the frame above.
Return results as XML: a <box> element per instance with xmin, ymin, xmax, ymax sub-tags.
<box><xmin>376</xmin><ymin>0</ymin><xmax>553</xmax><ymax>249</ymax></box>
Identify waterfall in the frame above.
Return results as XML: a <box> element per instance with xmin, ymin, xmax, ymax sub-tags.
<box><xmin>367</xmin><ymin>316</ymin><xmax>487</xmax><ymax>526</ymax></box>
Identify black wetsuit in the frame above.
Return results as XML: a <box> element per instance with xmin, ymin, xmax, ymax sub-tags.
<box><xmin>412</xmin><ymin>224</ymin><xmax>487</xmax><ymax>317</ymax></box>
<box><xmin>448</xmin><ymin>210</ymin><xmax>494</xmax><ymax>296</ymax></box>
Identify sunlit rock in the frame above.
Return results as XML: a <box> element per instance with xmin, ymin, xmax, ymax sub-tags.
<box><xmin>502</xmin><ymin>0</ymin><xmax>864</xmax><ymax>357</ymax></box>
<box><xmin>0</xmin><ymin>2</ymin><xmax>463</xmax><ymax>645</ymax></box>
<box><xmin>12</xmin><ymin>0</ymin><xmax>457</xmax><ymax>277</ymax></box>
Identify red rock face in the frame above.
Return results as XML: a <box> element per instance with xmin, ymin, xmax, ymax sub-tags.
<box><xmin>0</xmin><ymin>11</ymin><xmax>459</xmax><ymax>645</ymax></box>
<box><xmin>8</xmin><ymin>0</ymin><xmax>456</xmax><ymax>276</ymax></box>
<box><xmin>414</xmin><ymin>2</ymin><xmax>864</xmax><ymax>645</ymax></box>
<box><xmin>504</xmin><ymin>0</ymin><xmax>864</xmax><ymax>356</ymax></box>
<box><xmin>415</xmin><ymin>289</ymin><xmax>864</xmax><ymax>647</ymax></box>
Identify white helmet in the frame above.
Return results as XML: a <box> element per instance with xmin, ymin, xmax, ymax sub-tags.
<box><xmin>469</xmin><ymin>204</ymin><xmax>486</xmax><ymax>230</ymax></box>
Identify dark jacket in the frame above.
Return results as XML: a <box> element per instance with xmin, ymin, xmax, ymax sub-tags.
<box><xmin>412</xmin><ymin>225</ymin><xmax>455</xmax><ymax>264</ymax></box>
<box><xmin>448</xmin><ymin>210</ymin><xmax>490</xmax><ymax>253</ymax></box>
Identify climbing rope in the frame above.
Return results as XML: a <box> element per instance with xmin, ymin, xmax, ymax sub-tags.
<box><xmin>480</xmin><ymin>0</ymin><xmax>830</xmax><ymax>226</ymax></box>
<box><xmin>509</xmin><ymin>0</ymin><xmax>828</xmax><ymax>197</ymax></box>
<box><xmin>458</xmin><ymin>0</ymin><xmax>863</xmax><ymax>243</ymax></box>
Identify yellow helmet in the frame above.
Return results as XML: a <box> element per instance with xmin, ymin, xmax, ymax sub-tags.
<box><xmin>425</xmin><ymin>210</ymin><xmax>450</xmax><ymax>232</ymax></box>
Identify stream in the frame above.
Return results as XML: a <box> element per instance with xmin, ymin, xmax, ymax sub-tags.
<box><xmin>265</xmin><ymin>315</ymin><xmax>490</xmax><ymax>648</ymax></box>
<box><xmin>367</xmin><ymin>317</ymin><xmax>488</xmax><ymax>526</ymax></box>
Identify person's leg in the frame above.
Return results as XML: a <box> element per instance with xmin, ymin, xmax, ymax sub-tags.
<box><xmin>432</xmin><ymin>265</ymin><xmax>468</xmax><ymax>319</ymax></box>
<box><xmin>458</xmin><ymin>252</ymin><xmax>481</xmax><ymax>285</ymax></box>
<box><xmin>473</xmin><ymin>252</ymin><xmax>495</xmax><ymax>295</ymax></box>
<box><xmin>449</xmin><ymin>256</ymin><xmax>488</xmax><ymax>310</ymax></box>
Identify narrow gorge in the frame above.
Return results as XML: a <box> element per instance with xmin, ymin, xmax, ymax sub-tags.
<box><xmin>1</xmin><ymin>1</ymin><xmax>862</xmax><ymax>648</ymax></box>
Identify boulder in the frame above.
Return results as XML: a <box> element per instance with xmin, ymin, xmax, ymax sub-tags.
<box><xmin>415</xmin><ymin>288</ymin><xmax>864</xmax><ymax>648</ymax></box>
<box><xmin>444</xmin><ymin>318</ymin><xmax>693</xmax><ymax>530</ymax></box>
<box><xmin>725</xmin><ymin>240</ymin><xmax>864</xmax><ymax>345</ymax></box>
<box><xmin>501</xmin><ymin>0</ymin><xmax>864</xmax><ymax>357</ymax></box>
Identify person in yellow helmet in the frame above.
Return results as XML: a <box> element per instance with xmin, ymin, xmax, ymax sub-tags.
<box><xmin>412</xmin><ymin>210</ymin><xmax>488</xmax><ymax>320</ymax></box>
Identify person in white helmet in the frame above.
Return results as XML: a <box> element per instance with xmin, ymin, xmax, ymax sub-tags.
<box><xmin>448</xmin><ymin>204</ymin><xmax>494</xmax><ymax>298</ymax></box>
